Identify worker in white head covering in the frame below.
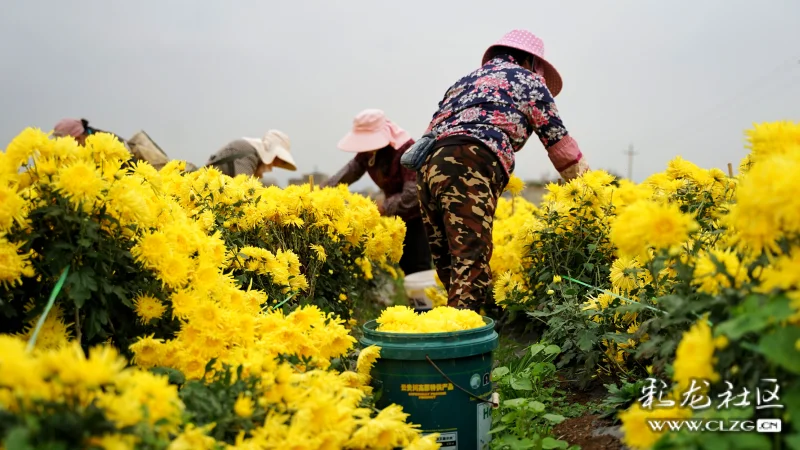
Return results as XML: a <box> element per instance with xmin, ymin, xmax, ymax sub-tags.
<box><xmin>205</xmin><ymin>130</ymin><xmax>297</xmax><ymax>179</ymax></box>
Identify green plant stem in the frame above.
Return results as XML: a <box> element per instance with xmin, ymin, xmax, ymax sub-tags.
<box><xmin>75</xmin><ymin>308</ymin><xmax>82</xmax><ymax>344</ymax></box>
<box><xmin>560</xmin><ymin>275</ymin><xmax>666</xmax><ymax>314</ymax></box>
<box><xmin>268</xmin><ymin>292</ymin><xmax>297</xmax><ymax>311</ymax></box>
<box><xmin>26</xmin><ymin>265</ymin><xmax>71</xmax><ymax>353</ymax></box>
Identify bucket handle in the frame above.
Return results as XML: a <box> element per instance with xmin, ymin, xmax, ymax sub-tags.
<box><xmin>425</xmin><ymin>355</ymin><xmax>498</xmax><ymax>407</ymax></box>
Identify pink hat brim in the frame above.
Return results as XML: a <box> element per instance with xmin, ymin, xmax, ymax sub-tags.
<box><xmin>337</xmin><ymin>130</ymin><xmax>390</xmax><ymax>153</ymax></box>
<box><xmin>53</xmin><ymin>118</ymin><xmax>85</xmax><ymax>138</ymax></box>
<box><xmin>482</xmin><ymin>46</ymin><xmax>563</xmax><ymax>97</ymax></box>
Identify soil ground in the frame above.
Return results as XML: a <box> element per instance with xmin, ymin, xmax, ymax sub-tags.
<box><xmin>552</xmin><ymin>379</ymin><xmax>627</xmax><ymax>450</ymax></box>
<box><xmin>553</xmin><ymin>414</ymin><xmax>624</xmax><ymax>450</ymax></box>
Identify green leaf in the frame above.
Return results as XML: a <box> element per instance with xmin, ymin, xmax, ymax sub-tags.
<box><xmin>511</xmin><ymin>376</ymin><xmax>533</xmax><ymax>391</ymax></box>
<box><xmin>542</xmin><ymin>437</ymin><xmax>569</xmax><ymax>449</ymax></box>
<box><xmin>501</xmin><ymin>411</ymin><xmax>518</xmax><ymax>423</ymax></box>
<box><xmin>503</xmin><ymin>398</ymin><xmax>527</xmax><ymax>408</ymax></box>
<box><xmin>528</xmin><ymin>400</ymin><xmax>545</xmax><ymax>413</ymax></box>
<box><xmin>78</xmin><ymin>237</ymin><xmax>94</xmax><ymax>248</ymax></box>
<box><xmin>785</xmin><ymin>434</ymin><xmax>800</xmax><ymax>450</ymax></box>
<box><xmin>81</xmin><ymin>268</ymin><xmax>99</xmax><ymax>292</ymax></box>
<box><xmin>492</xmin><ymin>366</ymin><xmax>510</xmax><ymax>379</ymax></box>
<box><xmin>488</xmin><ymin>424</ymin><xmax>508</xmax><ymax>435</ymax></box>
<box><xmin>85</xmin><ymin>311</ymin><xmax>102</xmax><ymax>340</ymax></box>
<box><xmin>496</xmin><ymin>435</ymin><xmax>535</xmax><ymax>450</ymax></box>
<box><xmin>528</xmin><ymin>305</ymin><xmax>571</xmax><ymax>318</ymax></box>
<box><xmin>67</xmin><ymin>274</ymin><xmax>91</xmax><ymax>308</ymax></box>
<box><xmin>4</xmin><ymin>427</ymin><xmax>34</xmax><ymax>450</ymax></box>
<box><xmin>97</xmin><ymin>308</ymin><xmax>109</xmax><ymax>325</ymax></box>
<box><xmin>784</xmin><ymin>386</ymin><xmax>800</xmax><ymax>430</ymax></box>
<box><xmin>757</xmin><ymin>326</ymin><xmax>800</xmax><ymax>374</ymax></box>
<box><xmin>726</xmin><ymin>433</ymin><xmax>773</xmax><ymax>449</ymax></box>
<box><xmin>697</xmin><ymin>437</ymin><xmax>729</xmax><ymax>450</ymax></box>
<box><xmin>150</xmin><ymin>367</ymin><xmax>186</xmax><ymax>385</ymax></box>
<box><xmin>577</xmin><ymin>330</ymin><xmax>595</xmax><ymax>352</ymax></box>
<box><xmin>543</xmin><ymin>413</ymin><xmax>566</xmax><ymax>424</ymax></box>
<box><xmin>544</xmin><ymin>344</ymin><xmax>561</xmax><ymax>356</ymax></box>
<box><xmin>529</xmin><ymin>344</ymin><xmax>546</xmax><ymax>357</ymax></box>
<box><xmin>716</xmin><ymin>295</ymin><xmax>793</xmax><ymax>340</ymax></box>
<box><xmin>583</xmin><ymin>262</ymin><xmax>595</xmax><ymax>272</ymax></box>
<box><xmin>602</xmin><ymin>332</ymin><xmax>634</xmax><ymax>344</ymax></box>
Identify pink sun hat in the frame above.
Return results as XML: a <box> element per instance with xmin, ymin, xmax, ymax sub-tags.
<box><xmin>337</xmin><ymin>109</ymin><xmax>412</xmax><ymax>153</ymax></box>
<box><xmin>53</xmin><ymin>118</ymin><xmax>85</xmax><ymax>138</ymax></box>
<box><xmin>482</xmin><ymin>29</ymin><xmax>563</xmax><ymax>97</ymax></box>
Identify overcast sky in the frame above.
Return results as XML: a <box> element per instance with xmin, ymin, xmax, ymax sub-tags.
<box><xmin>1</xmin><ymin>0</ymin><xmax>798</xmax><ymax>190</ymax></box>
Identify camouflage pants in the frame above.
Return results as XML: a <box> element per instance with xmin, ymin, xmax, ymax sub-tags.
<box><xmin>416</xmin><ymin>143</ymin><xmax>507</xmax><ymax>310</ymax></box>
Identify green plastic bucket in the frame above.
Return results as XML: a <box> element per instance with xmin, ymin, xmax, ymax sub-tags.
<box><xmin>360</xmin><ymin>317</ymin><xmax>499</xmax><ymax>450</ymax></box>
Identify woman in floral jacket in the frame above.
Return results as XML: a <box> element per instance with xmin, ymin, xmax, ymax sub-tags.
<box><xmin>416</xmin><ymin>30</ymin><xmax>590</xmax><ymax>312</ymax></box>
<box><xmin>323</xmin><ymin>109</ymin><xmax>432</xmax><ymax>278</ymax></box>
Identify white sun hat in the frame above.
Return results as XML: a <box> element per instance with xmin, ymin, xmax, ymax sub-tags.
<box><xmin>242</xmin><ymin>129</ymin><xmax>297</xmax><ymax>171</ymax></box>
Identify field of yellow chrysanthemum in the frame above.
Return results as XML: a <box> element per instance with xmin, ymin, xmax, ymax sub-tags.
<box><xmin>487</xmin><ymin>120</ymin><xmax>800</xmax><ymax>450</ymax></box>
<box><xmin>0</xmin><ymin>128</ymin><xmax>438</xmax><ymax>450</ymax></box>
<box><xmin>2</xmin><ymin>119</ymin><xmax>799</xmax><ymax>450</ymax></box>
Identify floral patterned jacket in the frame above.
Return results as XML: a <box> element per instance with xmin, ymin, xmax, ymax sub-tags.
<box><xmin>425</xmin><ymin>54</ymin><xmax>589</xmax><ymax>181</ymax></box>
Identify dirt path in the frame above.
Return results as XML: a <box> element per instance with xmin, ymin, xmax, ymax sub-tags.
<box><xmin>553</xmin><ymin>414</ymin><xmax>625</xmax><ymax>450</ymax></box>
<box><xmin>552</xmin><ymin>379</ymin><xmax>628</xmax><ymax>450</ymax></box>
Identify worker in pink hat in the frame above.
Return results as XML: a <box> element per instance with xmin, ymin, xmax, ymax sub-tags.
<box><xmin>53</xmin><ymin>118</ymin><xmax>130</xmax><ymax>149</ymax></box>
<box><xmin>52</xmin><ymin>118</ymin><xmax>136</xmax><ymax>164</ymax></box>
<box><xmin>323</xmin><ymin>109</ymin><xmax>432</xmax><ymax>278</ymax></box>
<box><xmin>408</xmin><ymin>30</ymin><xmax>590</xmax><ymax>312</ymax></box>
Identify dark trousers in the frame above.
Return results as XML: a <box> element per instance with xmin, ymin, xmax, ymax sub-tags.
<box><xmin>399</xmin><ymin>215</ymin><xmax>433</xmax><ymax>276</ymax></box>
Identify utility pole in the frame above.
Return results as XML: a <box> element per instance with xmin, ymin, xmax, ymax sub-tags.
<box><xmin>623</xmin><ymin>144</ymin><xmax>638</xmax><ymax>180</ymax></box>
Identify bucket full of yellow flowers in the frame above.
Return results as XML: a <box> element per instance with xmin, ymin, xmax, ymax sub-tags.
<box><xmin>360</xmin><ymin>306</ymin><xmax>499</xmax><ymax>450</ymax></box>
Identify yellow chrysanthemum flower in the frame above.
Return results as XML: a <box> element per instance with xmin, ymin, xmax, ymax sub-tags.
<box><xmin>619</xmin><ymin>399</ymin><xmax>692</xmax><ymax>450</ymax></box>
<box><xmin>504</xmin><ymin>175</ymin><xmax>525</xmax><ymax>196</ymax></box>
<box><xmin>310</xmin><ymin>244</ymin><xmax>327</xmax><ymax>262</ymax></box>
<box><xmin>672</xmin><ymin>319</ymin><xmax>719</xmax><ymax>390</ymax></box>
<box><xmin>167</xmin><ymin>424</ymin><xmax>218</xmax><ymax>450</ymax></box>
<box><xmin>609</xmin><ymin>256</ymin><xmax>646</xmax><ymax>293</ymax></box>
<box><xmin>132</xmin><ymin>294</ymin><xmax>167</xmax><ymax>323</ymax></box>
<box><xmin>234</xmin><ymin>393</ymin><xmax>255</xmax><ymax>418</ymax></box>
<box><xmin>0</xmin><ymin>183</ymin><xmax>27</xmax><ymax>232</ymax></box>
<box><xmin>52</xmin><ymin>159</ymin><xmax>107</xmax><ymax>206</ymax></box>
<box><xmin>0</xmin><ymin>238</ymin><xmax>35</xmax><ymax>288</ymax></box>
<box><xmin>356</xmin><ymin>345</ymin><xmax>381</xmax><ymax>381</ymax></box>
<box><xmin>691</xmin><ymin>248</ymin><xmax>747</xmax><ymax>295</ymax></box>
<box><xmin>610</xmin><ymin>200</ymin><xmax>698</xmax><ymax>260</ymax></box>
